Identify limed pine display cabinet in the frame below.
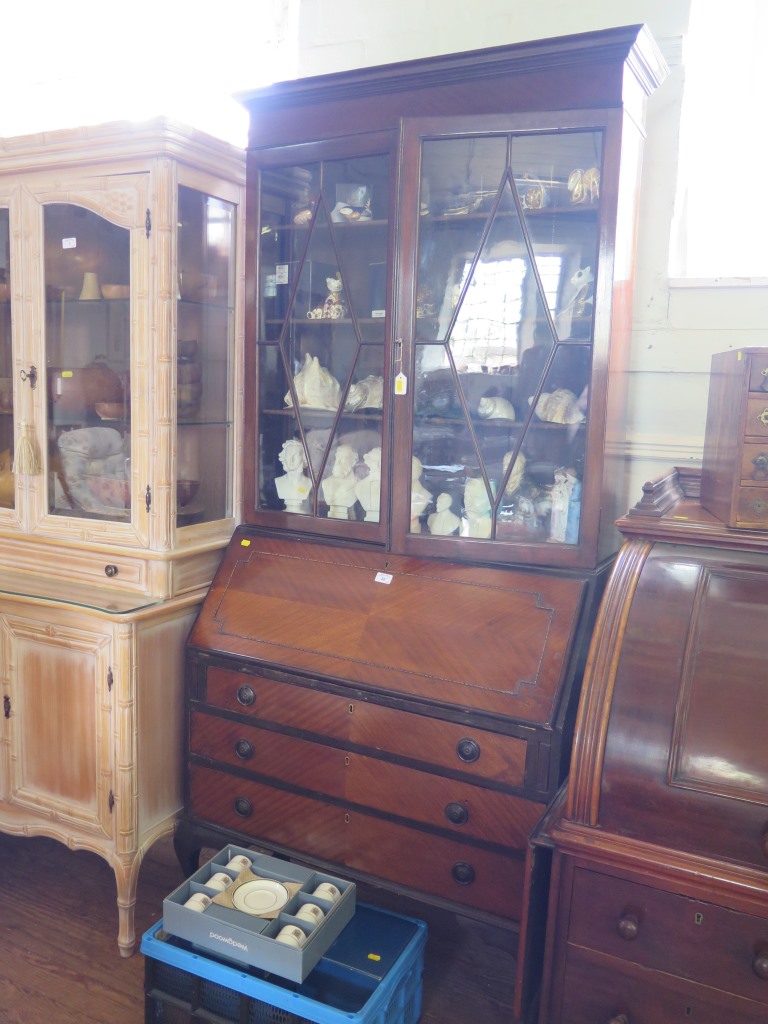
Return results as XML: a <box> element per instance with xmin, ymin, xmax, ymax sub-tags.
<box><xmin>0</xmin><ymin>121</ymin><xmax>244</xmax><ymax>955</ymax></box>
<box><xmin>176</xmin><ymin>23</ymin><xmax>667</xmax><ymax>990</ymax></box>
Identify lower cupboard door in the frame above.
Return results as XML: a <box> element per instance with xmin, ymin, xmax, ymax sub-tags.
<box><xmin>345</xmin><ymin>810</ymin><xmax>523</xmax><ymax>920</ymax></box>
<box><xmin>556</xmin><ymin>949</ymin><xmax>768</xmax><ymax>1024</ymax></box>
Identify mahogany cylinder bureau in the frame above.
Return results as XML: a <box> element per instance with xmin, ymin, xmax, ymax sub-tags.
<box><xmin>537</xmin><ymin>467</ymin><xmax>768</xmax><ymax>1023</ymax></box>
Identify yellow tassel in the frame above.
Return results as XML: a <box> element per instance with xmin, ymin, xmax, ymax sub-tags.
<box><xmin>13</xmin><ymin>421</ymin><xmax>41</xmax><ymax>476</ymax></box>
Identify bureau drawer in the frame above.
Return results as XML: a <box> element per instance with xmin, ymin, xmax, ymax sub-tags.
<box><xmin>189</xmin><ymin>710</ymin><xmax>542</xmax><ymax>847</ymax></box>
<box><xmin>203</xmin><ymin>665</ymin><xmax>527</xmax><ymax>787</ymax></box>
<box><xmin>553</xmin><ymin>946</ymin><xmax>768</xmax><ymax>1024</ymax></box>
<box><xmin>745</xmin><ymin>396</ymin><xmax>768</xmax><ymax>437</ymax></box>
<box><xmin>739</xmin><ymin>442</ymin><xmax>768</xmax><ymax>481</ymax></box>
<box><xmin>734</xmin><ymin>485</ymin><xmax>768</xmax><ymax>528</ymax></box>
<box><xmin>569</xmin><ymin>868</ymin><xmax>768</xmax><ymax>1005</ymax></box>
<box><xmin>188</xmin><ymin>764</ymin><xmax>523</xmax><ymax>920</ymax></box>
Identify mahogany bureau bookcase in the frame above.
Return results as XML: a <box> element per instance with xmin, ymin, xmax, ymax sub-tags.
<box><xmin>173</xmin><ymin>24</ymin><xmax>667</xmax><ymax>1017</ymax></box>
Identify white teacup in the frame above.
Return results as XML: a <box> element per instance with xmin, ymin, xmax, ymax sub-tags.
<box><xmin>276</xmin><ymin>924</ymin><xmax>307</xmax><ymax>949</ymax></box>
<box><xmin>184</xmin><ymin>892</ymin><xmax>212</xmax><ymax>912</ymax></box>
<box><xmin>312</xmin><ymin>882</ymin><xmax>341</xmax><ymax>903</ymax></box>
<box><xmin>226</xmin><ymin>854</ymin><xmax>252</xmax><ymax>872</ymax></box>
<box><xmin>207</xmin><ymin>871</ymin><xmax>233</xmax><ymax>892</ymax></box>
<box><xmin>295</xmin><ymin>902</ymin><xmax>325</xmax><ymax>925</ymax></box>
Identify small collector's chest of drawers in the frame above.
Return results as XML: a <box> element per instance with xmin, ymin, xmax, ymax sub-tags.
<box><xmin>701</xmin><ymin>347</ymin><xmax>768</xmax><ymax>529</ymax></box>
<box><xmin>537</xmin><ymin>468</ymin><xmax>768</xmax><ymax>1023</ymax></box>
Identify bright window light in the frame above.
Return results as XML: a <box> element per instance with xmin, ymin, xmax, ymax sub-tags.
<box><xmin>0</xmin><ymin>1</ymin><xmax>298</xmax><ymax>147</ymax></box>
<box><xmin>670</xmin><ymin>0</ymin><xmax>768</xmax><ymax>280</ymax></box>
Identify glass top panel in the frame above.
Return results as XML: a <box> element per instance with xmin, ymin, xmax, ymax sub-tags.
<box><xmin>257</xmin><ymin>151</ymin><xmax>389</xmax><ymax>524</ymax></box>
<box><xmin>44</xmin><ymin>204</ymin><xmax>131</xmax><ymax>521</ymax></box>
<box><xmin>412</xmin><ymin>130</ymin><xmax>602</xmax><ymax>546</ymax></box>
<box><xmin>0</xmin><ymin>208</ymin><xmax>13</xmax><ymax>513</ymax></box>
<box><xmin>177</xmin><ymin>186</ymin><xmax>237</xmax><ymax>526</ymax></box>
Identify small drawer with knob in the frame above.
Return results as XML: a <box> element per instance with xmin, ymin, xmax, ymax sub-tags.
<box><xmin>568</xmin><ymin>868</ymin><xmax>768</xmax><ymax>1004</ymax></box>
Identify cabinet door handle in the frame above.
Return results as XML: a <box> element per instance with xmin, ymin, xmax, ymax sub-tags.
<box><xmin>750</xmin><ymin>451</ymin><xmax>768</xmax><ymax>480</ymax></box>
<box><xmin>753</xmin><ymin>947</ymin><xmax>768</xmax><ymax>980</ymax></box>
<box><xmin>236</xmin><ymin>684</ymin><xmax>256</xmax><ymax>707</ymax></box>
<box><xmin>456</xmin><ymin>737</ymin><xmax>481</xmax><ymax>763</ymax></box>
<box><xmin>233</xmin><ymin>797</ymin><xmax>253</xmax><ymax>818</ymax></box>
<box><xmin>617</xmin><ymin>912</ymin><xmax>640</xmax><ymax>940</ymax></box>
<box><xmin>234</xmin><ymin>738</ymin><xmax>254</xmax><ymax>760</ymax></box>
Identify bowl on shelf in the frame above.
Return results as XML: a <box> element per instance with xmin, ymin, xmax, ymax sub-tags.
<box><xmin>95</xmin><ymin>402</ymin><xmax>128</xmax><ymax>421</ymax></box>
<box><xmin>176</xmin><ymin>479</ymin><xmax>200</xmax><ymax>508</ymax></box>
<box><xmin>86</xmin><ymin>475</ymin><xmax>131</xmax><ymax>510</ymax></box>
<box><xmin>101</xmin><ymin>284</ymin><xmax>130</xmax><ymax>300</ymax></box>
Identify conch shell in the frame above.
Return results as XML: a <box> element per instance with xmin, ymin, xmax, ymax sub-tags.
<box><xmin>285</xmin><ymin>354</ymin><xmax>341</xmax><ymax>410</ymax></box>
<box><xmin>345</xmin><ymin>375</ymin><xmax>384</xmax><ymax>411</ymax></box>
<box><xmin>477</xmin><ymin>396</ymin><xmax>516</xmax><ymax>421</ymax></box>
<box><xmin>533</xmin><ymin>388</ymin><xmax>585</xmax><ymax>425</ymax></box>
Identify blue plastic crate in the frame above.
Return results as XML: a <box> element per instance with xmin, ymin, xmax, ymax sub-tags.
<box><xmin>143</xmin><ymin>903</ymin><xmax>427</xmax><ymax>1024</ymax></box>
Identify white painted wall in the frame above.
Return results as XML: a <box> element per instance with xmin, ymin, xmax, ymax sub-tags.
<box><xmin>292</xmin><ymin>0</ymin><xmax>766</xmax><ymax>506</ymax></box>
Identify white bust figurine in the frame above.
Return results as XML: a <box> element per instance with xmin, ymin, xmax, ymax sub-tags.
<box><xmin>428</xmin><ymin>492</ymin><xmax>461</xmax><ymax>536</ymax></box>
<box><xmin>410</xmin><ymin>456</ymin><xmax>433</xmax><ymax>532</ymax></box>
<box><xmin>322</xmin><ymin>443</ymin><xmax>358</xmax><ymax>519</ymax></box>
<box><xmin>463</xmin><ymin>477</ymin><xmax>493</xmax><ymax>538</ymax></box>
<box><xmin>355</xmin><ymin>446</ymin><xmax>381</xmax><ymax>522</ymax></box>
<box><xmin>275</xmin><ymin>438</ymin><xmax>311</xmax><ymax>513</ymax></box>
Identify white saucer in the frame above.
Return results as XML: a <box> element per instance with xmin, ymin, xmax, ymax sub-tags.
<box><xmin>231</xmin><ymin>879</ymin><xmax>290</xmax><ymax>916</ymax></box>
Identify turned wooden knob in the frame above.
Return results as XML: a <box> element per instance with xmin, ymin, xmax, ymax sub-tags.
<box><xmin>236</xmin><ymin>683</ymin><xmax>256</xmax><ymax>707</ymax></box>
<box><xmin>451</xmin><ymin>861</ymin><xmax>476</xmax><ymax>886</ymax></box>
<box><xmin>233</xmin><ymin>796</ymin><xmax>253</xmax><ymax>818</ymax></box>
<box><xmin>753</xmin><ymin>948</ymin><xmax>768</xmax><ymax>980</ymax></box>
<box><xmin>617</xmin><ymin>913</ymin><xmax>640</xmax><ymax>940</ymax></box>
<box><xmin>445</xmin><ymin>801</ymin><xmax>469</xmax><ymax>825</ymax></box>
<box><xmin>234</xmin><ymin>738</ymin><xmax>254</xmax><ymax>760</ymax></box>
<box><xmin>456</xmin><ymin>737</ymin><xmax>481</xmax><ymax>763</ymax></box>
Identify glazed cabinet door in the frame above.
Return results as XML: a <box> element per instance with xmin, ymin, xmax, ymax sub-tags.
<box><xmin>0</xmin><ymin>203</ymin><xmax>13</xmax><ymax>515</ymax></box>
<box><xmin>0</xmin><ymin>608</ymin><xmax>114</xmax><ymax>838</ymax></box>
<box><xmin>245</xmin><ymin>132</ymin><xmax>395</xmax><ymax>541</ymax></box>
<box><xmin>393</xmin><ymin>115</ymin><xmax>617</xmax><ymax>568</ymax></box>
<box><xmin>11</xmin><ymin>175</ymin><xmax>151</xmax><ymax>547</ymax></box>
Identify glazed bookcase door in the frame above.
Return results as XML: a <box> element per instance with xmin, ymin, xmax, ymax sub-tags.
<box><xmin>0</xmin><ymin>206</ymin><xmax>14</xmax><ymax>513</ymax></box>
<box><xmin>393</xmin><ymin>117</ymin><xmax>608</xmax><ymax>567</ymax></box>
<box><xmin>248</xmin><ymin>135</ymin><xmax>393</xmax><ymax>541</ymax></box>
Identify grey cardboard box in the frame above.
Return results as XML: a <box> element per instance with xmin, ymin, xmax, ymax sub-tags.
<box><xmin>162</xmin><ymin>844</ymin><xmax>356</xmax><ymax>982</ymax></box>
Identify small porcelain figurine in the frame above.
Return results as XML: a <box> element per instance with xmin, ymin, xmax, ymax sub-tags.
<box><xmin>322</xmin><ymin>444</ymin><xmax>359</xmax><ymax>519</ymax></box>
<box><xmin>410</xmin><ymin>456</ymin><xmax>433</xmax><ymax>532</ymax></box>
<box><xmin>565</xmin><ymin>469</ymin><xmax>581</xmax><ymax>544</ymax></box>
<box><xmin>285</xmin><ymin>353</ymin><xmax>341</xmax><ymax>410</ymax></box>
<box><xmin>463</xmin><ymin>477</ymin><xmax>492</xmax><ymax>538</ymax></box>
<box><xmin>308</xmin><ymin>275</ymin><xmax>347</xmax><ymax>320</ymax></box>
<box><xmin>533</xmin><ymin>388</ymin><xmax>585</xmax><ymax>425</ymax></box>
<box><xmin>428</xmin><ymin>492</ymin><xmax>461</xmax><ymax>536</ymax></box>
<box><xmin>275</xmin><ymin>439</ymin><xmax>311</xmax><ymax>514</ymax></box>
<box><xmin>548</xmin><ymin>466</ymin><xmax>573</xmax><ymax>543</ymax></box>
<box><xmin>355</xmin><ymin>446</ymin><xmax>381</xmax><ymax>522</ymax></box>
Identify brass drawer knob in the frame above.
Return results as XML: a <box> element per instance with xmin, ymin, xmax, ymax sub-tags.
<box><xmin>759</xmin><ymin>407</ymin><xmax>768</xmax><ymax>427</ymax></box>
<box><xmin>617</xmin><ymin>912</ymin><xmax>640</xmax><ymax>940</ymax></box>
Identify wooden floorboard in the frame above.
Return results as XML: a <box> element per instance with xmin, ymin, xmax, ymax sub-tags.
<box><xmin>0</xmin><ymin>831</ymin><xmax>518</xmax><ymax>1023</ymax></box>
